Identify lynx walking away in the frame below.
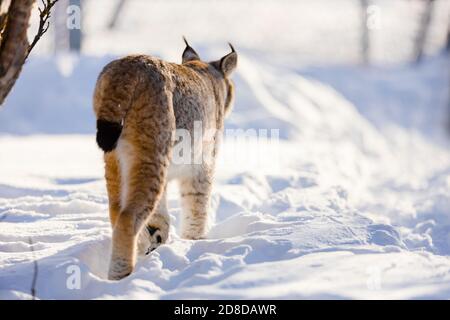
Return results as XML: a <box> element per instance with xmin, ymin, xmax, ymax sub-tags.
<box><xmin>93</xmin><ymin>39</ymin><xmax>237</xmax><ymax>280</ymax></box>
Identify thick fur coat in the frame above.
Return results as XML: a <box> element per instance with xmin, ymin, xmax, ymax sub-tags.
<box><xmin>93</xmin><ymin>40</ymin><xmax>237</xmax><ymax>280</ymax></box>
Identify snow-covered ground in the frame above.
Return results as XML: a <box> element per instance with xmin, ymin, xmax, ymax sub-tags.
<box><xmin>0</xmin><ymin>0</ymin><xmax>450</xmax><ymax>299</ymax></box>
<box><xmin>1</xmin><ymin>51</ymin><xmax>449</xmax><ymax>299</ymax></box>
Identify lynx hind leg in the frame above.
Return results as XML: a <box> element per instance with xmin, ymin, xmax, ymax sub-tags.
<box><xmin>104</xmin><ymin>151</ymin><xmax>121</xmax><ymax>228</ymax></box>
<box><xmin>109</xmin><ymin>139</ymin><xmax>173</xmax><ymax>280</ymax></box>
<box><xmin>179</xmin><ymin>168</ymin><xmax>213</xmax><ymax>240</ymax></box>
<box><xmin>108</xmin><ymin>90</ymin><xmax>175</xmax><ymax>281</ymax></box>
<box><xmin>137</xmin><ymin>186</ymin><xmax>170</xmax><ymax>255</ymax></box>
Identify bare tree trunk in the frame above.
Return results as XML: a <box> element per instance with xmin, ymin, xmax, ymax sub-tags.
<box><xmin>0</xmin><ymin>1</ymin><xmax>12</xmax><ymax>35</ymax></box>
<box><xmin>0</xmin><ymin>0</ymin><xmax>34</xmax><ymax>106</ymax></box>
<box><xmin>0</xmin><ymin>0</ymin><xmax>58</xmax><ymax>106</ymax></box>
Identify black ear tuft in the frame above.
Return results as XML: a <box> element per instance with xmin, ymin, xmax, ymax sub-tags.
<box><xmin>211</xmin><ymin>43</ymin><xmax>238</xmax><ymax>77</ymax></box>
<box><xmin>182</xmin><ymin>36</ymin><xmax>200</xmax><ymax>63</ymax></box>
<box><xmin>96</xmin><ymin>119</ymin><xmax>122</xmax><ymax>152</ymax></box>
<box><xmin>228</xmin><ymin>42</ymin><xmax>236</xmax><ymax>53</ymax></box>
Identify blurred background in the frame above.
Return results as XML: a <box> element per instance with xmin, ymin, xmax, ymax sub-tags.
<box><xmin>0</xmin><ymin>0</ymin><xmax>449</xmax><ymax>139</ymax></box>
<box><xmin>30</xmin><ymin>0</ymin><xmax>449</xmax><ymax>65</ymax></box>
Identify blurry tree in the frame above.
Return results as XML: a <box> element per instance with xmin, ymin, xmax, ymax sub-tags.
<box><xmin>0</xmin><ymin>0</ymin><xmax>58</xmax><ymax>106</ymax></box>
<box><xmin>54</xmin><ymin>0</ymin><xmax>82</xmax><ymax>53</ymax></box>
<box><xmin>446</xmin><ymin>22</ymin><xmax>449</xmax><ymax>52</ymax></box>
<box><xmin>413</xmin><ymin>0</ymin><xmax>435</xmax><ymax>63</ymax></box>
<box><xmin>447</xmin><ymin>18</ymin><xmax>450</xmax><ymax>135</ymax></box>
<box><xmin>108</xmin><ymin>0</ymin><xmax>127</xmax><ymax>29</ymax></box>
<box><xmin>360</xmin><ymin>0</ymin><xmax>370</xmax><ymax>65</ymax></box>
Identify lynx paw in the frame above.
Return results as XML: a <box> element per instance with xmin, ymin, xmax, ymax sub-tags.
<box><xmin>137</xmin><ymin>215</ymin><xmax>169</xmax><ymax>255</ymax></box>
<box><xmin>145</xmin><ymin>226</ymin><xmax>167</xmax><ymax>254</ymax></box>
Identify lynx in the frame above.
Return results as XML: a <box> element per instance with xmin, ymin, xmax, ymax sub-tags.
<box><xmin>93</xmin><ymin>39</ymin><xmax>237</xmax><ymax>280</ymax></box>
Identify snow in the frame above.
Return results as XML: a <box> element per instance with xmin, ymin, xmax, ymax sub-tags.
<box><xmin>1</xmin><ymin>0</ymin><xmax>450</xmax><ymax>299</ymax></box>
<box><xmin>1</xmin><ymin>51</ymin><xmax>450</xmax><ymax>299</ymax></box>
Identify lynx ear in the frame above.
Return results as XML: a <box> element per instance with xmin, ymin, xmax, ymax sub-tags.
<box><xmin>218</xmin><ymin>43</ymin><xmax>237</xmax><ymax>77</ymax></box>
<box><xmin>182</xmin><ymin>37</ymin><xmax>200</xmax><ymax>63</ymax></box>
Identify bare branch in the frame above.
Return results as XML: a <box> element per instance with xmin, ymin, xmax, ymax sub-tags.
<box><xmin>28</xmin><ymin>236</ymin><xmax>38</xmax><ymax>300</ymax></box>
<box><xmin>26</xmin><ymin>0</ymin><xmax>59</xmax><ymax>60</ymax></box>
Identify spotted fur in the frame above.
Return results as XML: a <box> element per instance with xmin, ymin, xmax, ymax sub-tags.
<box><xmin>93</xmin><ymin>40</ymin><xmax>237</xmax><ymax>280</ymax></box>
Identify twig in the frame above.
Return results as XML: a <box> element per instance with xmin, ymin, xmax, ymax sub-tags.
<box><xmin>25</xmin><ymin>0</ymin><xmax>59</xmax><ymax>60</ymax></box>
<box><xmin>28</xmin><ymin>236</ymin><xmax>38</xmax><ymax>300</ymax></box>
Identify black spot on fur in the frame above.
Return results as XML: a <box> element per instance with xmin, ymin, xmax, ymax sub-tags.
<box><xmin>147</xmin><ymin>225</ymin><xmax>158</xmax><ymax>236</ymax></box>
<box><xmin>96</xmin><ymin>119</ymin><xmax>122</xmax><ymax>152</ymax></box>
<box><xmin>156</xmin><ymin>235</ymin><xmax>162</xmax><ymax>243</ymax></box>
